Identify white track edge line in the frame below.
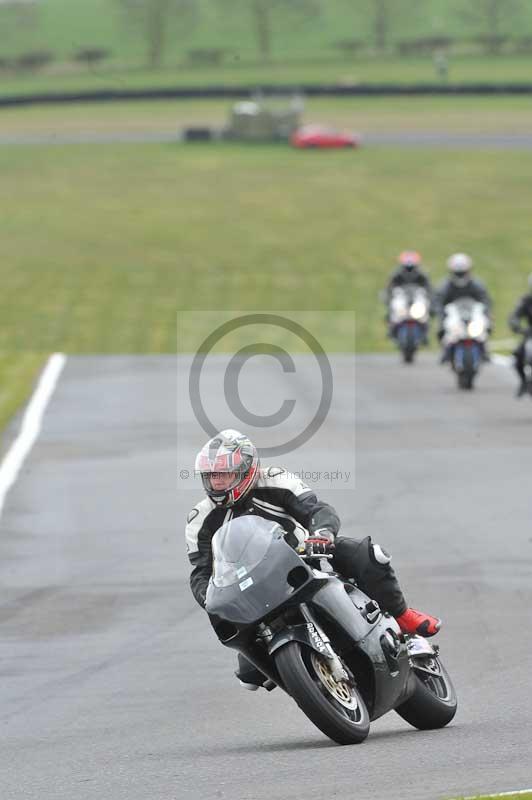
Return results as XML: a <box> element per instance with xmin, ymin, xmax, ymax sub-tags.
<box><xmin>0</xmin><ymin>352</ymin><xmax>66</xmax><ymax>520</ymax></box>
<box><xmin>492</xmin><ymin>353</ymin><xmax>513</xmax><ymax>367</ymax></box>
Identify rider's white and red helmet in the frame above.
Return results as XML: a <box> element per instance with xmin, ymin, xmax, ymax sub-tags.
<box><xmin>398</xmin><ymin>250</ymin><xmax>421</xmax><ymax>269</ymax></box>
<box><xmin>447</xmin><ymin>253</ymin><xmax>472</xmax><ymax>273</ymax></box>
<box><xmin>447</xmin><ymin>253</ymin><xmax>473</xmax><ymax>287</ymax></box>
<box><xmin>195</xmin><ymin>429</ymin><xmax>259</xmax><ymax>507</ymax></box>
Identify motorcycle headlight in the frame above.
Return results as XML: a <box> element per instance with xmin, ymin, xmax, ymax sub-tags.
<box><xmin>467</xmin><ymin>320</ymin><xmax>485</xmax><ymax>338</ymax></box>
<box><xmin>410</xmin><ymin>301</ymin><xmax>427</xmax><ymax>321</ymax></box>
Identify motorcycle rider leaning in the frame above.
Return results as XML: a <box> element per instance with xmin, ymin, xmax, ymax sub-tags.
<box><xmin>434</xmin><ymin>253</ymin><xmax>492</xmax><ymax>360</ymax></box>
<box><xmin>186</xmin><ymin>429</ymin><xmax>441</xmax><ymax>690</ymax></box>
<box><xmin>508</xmin><ymin>274</ymin><xmax>532</xmax><ymax>398</ymax></box>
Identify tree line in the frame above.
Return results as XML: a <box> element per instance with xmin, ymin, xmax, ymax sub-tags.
<box><xmin>117</xmin><ymin>0</ymin><xmax>531</xmax><ymax>67</ymax></box>
<box><xmin>0</xmin><ymin>0</ymin><xmax>529</xmax><ymax>70</ymax></box>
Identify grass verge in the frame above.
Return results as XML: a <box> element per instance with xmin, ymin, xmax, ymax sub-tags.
<box><xmin>0</xmin><ymin>354</ymin><xmax>47</xmax><ymax>442</ymax></box>
<box><xmin>450</xmin><ymin>793</ymin><xmax>532</xmax><ymax>800</ymax></box>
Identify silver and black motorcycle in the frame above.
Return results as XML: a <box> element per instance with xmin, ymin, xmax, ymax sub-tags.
<box><xmin>206</xmin><ymin>516</ymin><xmax>457</xmax><ymax>746</ymax></box>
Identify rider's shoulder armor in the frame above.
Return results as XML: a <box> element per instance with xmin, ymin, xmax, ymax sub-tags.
<box><xmin>257</xmin><ymin>466</ymin><xmax>312</xmax><ymax>497</ymax></box>
<box><xmin>185</xmin><ymin>496</ymin><xmax>216</xmax><ymax>555</ymax></box>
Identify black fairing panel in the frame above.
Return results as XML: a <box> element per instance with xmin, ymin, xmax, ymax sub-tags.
<box><xmin>309</xmin><ymin>581</ymin><xmax>376</xmax><ymax>643</ymax></box>
<box><xmin>206</xmin><ymin>535</ymin><xmax>312</xmax><ymax>626</ymax></box>
<box><xmin>309</xmin><ymin>581</ymin><xmax>411</xmax><ymax>720</ymax></box>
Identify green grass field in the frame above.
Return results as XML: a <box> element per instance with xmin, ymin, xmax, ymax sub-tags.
<box><xmin>2</xmin><ymin>141</ymin><xmax>530</xmax><ymax>351</ymax></box>
<box><xmin>1</xmin><ymin>135</ymin><xmax>530</xmax><ymax>429</ymax></box>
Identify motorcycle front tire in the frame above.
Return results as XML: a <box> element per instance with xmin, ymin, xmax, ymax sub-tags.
<box><xmin>275</xmin><ymin>642</ymin><xmax>370</xmax><ymax>746</ymax></box>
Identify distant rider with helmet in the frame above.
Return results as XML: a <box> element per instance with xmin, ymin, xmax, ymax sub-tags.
<box><xmin>186</xmin><ymin>429</ymin><xmax>442</xmax><ymax>690</ymax></box>
<box><xmin>386</xmin><ymin>250</ymin><xmax>432</xmax><ymax>300</ymax></box>
<box><xmin>508</xmin><ymin>274</ymin><xmax>532</xmax><ymax>398</ymax></box>
<box><xmin>385</xmin><ymin>251</ymin><xmax>433</xmax><ymax>339</ymax></box>
<box><xmin>434</xmin><ymin>253</ymin><xmax>492</xmax><ymax>361</ymax></box>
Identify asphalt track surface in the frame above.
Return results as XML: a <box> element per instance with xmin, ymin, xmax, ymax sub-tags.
<box><xmin>1</xmin><ymin>354</ymin><xmax>532</xmax><ymax>800</ymax></box>
<box><xmin>1</xmin><ymin>132</ymin><xmax>532</xmax><ymax>148</ymax></box>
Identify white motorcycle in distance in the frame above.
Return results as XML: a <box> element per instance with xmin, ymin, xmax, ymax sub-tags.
<box><xmin>389</xmin><ymin>286</ymin><xmax>430</xmax><ymax>363</ymax></box>
<box><xmin>441</xmin><ymin>299</ymin><xmax>491</xmax><ymax>390</ymax></box>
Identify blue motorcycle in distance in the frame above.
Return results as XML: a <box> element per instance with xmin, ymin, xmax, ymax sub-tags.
<box><xmin>388</xmin><ymin>286</ymin><xmax>430</xmax><ymax>363</ymax></box>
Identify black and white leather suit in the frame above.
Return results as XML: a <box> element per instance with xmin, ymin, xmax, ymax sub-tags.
<box><xmin>186</xmin><ymin>466</ymin><xmax>407</xmax><ymax>617</ymax></box>
<box><xmin>433</xmin><ymin>277</ymin><xmax>492</xmax><ymax>336</ymax></box>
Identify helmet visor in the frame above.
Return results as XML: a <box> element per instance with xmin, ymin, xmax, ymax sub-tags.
<box><xmin>202</xmin><ymin>469</ymin><xmax>248</xmax><ymax>494</ymax></box>
<box><xmin>196</xmin><ymin>439</ymin><xmax>253</xmax><ymax>471</ymax></box>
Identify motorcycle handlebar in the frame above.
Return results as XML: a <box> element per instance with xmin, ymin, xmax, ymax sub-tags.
<box><xmin>298</xmin><ymin>552</ymin><xmax>334</xmax><ymax>561</ymax></box>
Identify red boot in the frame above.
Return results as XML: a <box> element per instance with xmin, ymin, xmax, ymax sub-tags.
<box><xmin>396</xmin><ymin>607</ymin><xmax>441</xmax><ymax>637</ymax></box>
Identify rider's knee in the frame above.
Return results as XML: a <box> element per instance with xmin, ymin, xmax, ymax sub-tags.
<box><xmin>334</xmin><ymin>536</ymin><xmax>392</xmax><ymax>583</ymax></box>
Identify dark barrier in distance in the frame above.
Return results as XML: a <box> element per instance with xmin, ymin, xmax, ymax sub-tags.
<box><xmin>1</xmin><ymin>83</ymin><xmax>532</xmax><ymax>107</ymax></box>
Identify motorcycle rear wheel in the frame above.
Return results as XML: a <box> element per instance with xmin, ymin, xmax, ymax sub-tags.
<box><xmin>275</xmin><ymin>642</ymin><xmax>370</xmax><ymax>745</ymax></box>
<box><xmin>395</xmin><ymin>657</ymin><xmax>457</xmax><ymax>730</ymax></box>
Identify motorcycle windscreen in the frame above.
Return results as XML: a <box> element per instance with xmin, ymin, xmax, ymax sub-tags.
<box><xmin>206</xmin><ymin>516</ymin><xmax>309</xmax><ymax>625</ymax></box>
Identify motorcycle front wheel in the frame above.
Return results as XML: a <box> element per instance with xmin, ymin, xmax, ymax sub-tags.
<box><xmin>455</xmin><ymin>345</ymin><xmax>477</xmax><ymax>390</ymax></box>
<box><xmin>458</xmin><ymin>371</ymin><xmax>475</xmax><ymax>390</ymax></box>
<box><xmin>395</xmin><ymin>657</ymin><xmax>457</xmax><ymax>730</ymax></box>
<box><xmin>402</xmin><ymin>345</ymin><xmax>416</xmax><ymax>364</ymax></box>
<box><xmin>275</xmin><ymin>642</ymin><xmax>370</xmax><ymax>745</ymax></box>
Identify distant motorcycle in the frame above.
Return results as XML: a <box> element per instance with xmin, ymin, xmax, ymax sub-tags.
<box><xmin>206</xmin><ymin>516</ymin><xmax>457</xmax><ymax>746</ymax></box>
<box><xmin>523</xmin><ymin>331</ymin><xmax>532</xmax><ymax>397</ymax></box>
<box><xmin>442</xmin><ymin>299</ymin><xmax>490</xmax><ymax>390</ymax></box>
<box><xmin>389</xmin><ymin>286</ymin><xmax>430</xmax><ymax>363</ymax></box>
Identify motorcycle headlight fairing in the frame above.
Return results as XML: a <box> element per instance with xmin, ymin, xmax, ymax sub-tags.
<box><xmin>410</xmin><ymin>301</ymin><xmax>427</xmax><ymax>321</ymax></box>
<box><xmin>467</xmin><ymin>319</ymin><xmax>485</xmax><ymax>338</ymax></box>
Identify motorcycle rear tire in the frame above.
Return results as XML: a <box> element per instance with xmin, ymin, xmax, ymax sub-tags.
<box><xmin>395</xmin><ymin>660</ymin><xmax>457</xmax><ymax>730</ymax></box>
